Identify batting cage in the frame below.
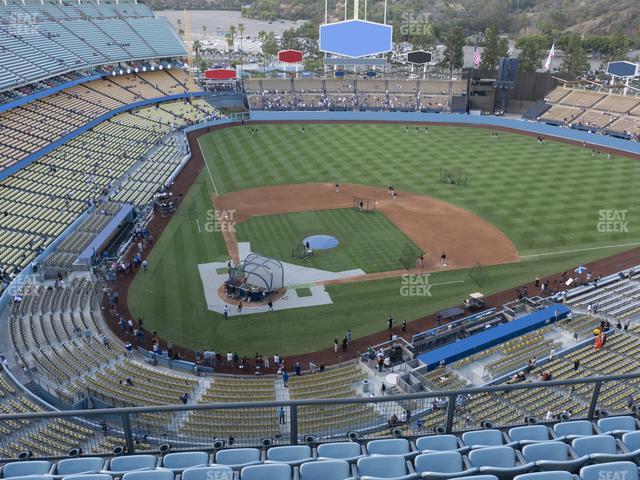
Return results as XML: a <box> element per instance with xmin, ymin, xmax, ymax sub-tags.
<box><xmin>439</xmin><ymin>168</ymin><xmax>468</xmax><ymax>186</ymax></box>
<box><xmin>228</xmin><ymin>254</ymin><xmax>285</xmax><ymax>291</ymax></box>
<box><xmin>291</xmin><ymin>243</ymin><xmax>309</xmax><ymax>260</ymax></box>
<box><xmin>353</xmin><ymin>196</ymin><xmax>376</xmax><ymax>213</ymax></box>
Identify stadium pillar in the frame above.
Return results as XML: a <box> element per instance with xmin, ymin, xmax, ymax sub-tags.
<box><xmin>445</xmin><ymin>394</ymin><xmax>456</xmax><ymax>433</ymax></box>
<box><xmin>587</xmin><ymin>381</ymin><xmax>602</xmax><ymax>420</ymax></box>
<box><xmin>121</xmin><ymin>413</ymin><xmax>136</xmax><ymax>454</ymax></box>
<box><xmin>290</xmin><ymin>405</ymin><xmax>298</xmax><ymax>444</ymax></box>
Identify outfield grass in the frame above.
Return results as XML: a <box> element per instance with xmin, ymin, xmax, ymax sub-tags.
<box><xmin>128</xmin><ymin>124</ymin><xmax>640</xmax><ymax>355</ymax></box>
<box><xmin>235</xmin><ymin>209</ymin><xmax>421</xmax><ymax>273</ymax></box>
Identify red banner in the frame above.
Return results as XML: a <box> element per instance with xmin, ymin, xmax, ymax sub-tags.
<box><xmin>204</xmin><ymin>68</ymin><xmax>236</xmax><ymax>80</ymax></box>
<box><xmin>278</xmin><ymin>49</ymin><xmax>303</xmax><ymax>64</ymax></box>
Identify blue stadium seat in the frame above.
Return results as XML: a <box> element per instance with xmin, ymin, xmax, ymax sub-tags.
<box><xmin>60</xmin><ymin>475</ymin><xmax>111</xmax><ymax>480</ymax></box>
<box><xmin>53</xmin><ymin>458</ymin><xmax>106</xmax><ymax>478</ymax></box>
<box><xmin>1</xmin><ymin>461</ymin><xmax>52</xmax><ymax>478</ymax></box>
<box><xmin>181</xmin><ymin>466</ymin><xmax>233</xmax><ymax>480</ymax></box>
<box><xmin>240</xmin><ymin>463</ymin><xmax>291</xmax><ymax>480</ymax></box>
<box><xmin>161</xmin><ymin>452</ymin><xmax>209</xmax><ymax>473</ymax></box>
<box><xmin>462</xmin><ymin>430</ymin><xmax>511</xmax><ymax>448</ymax></box>
<box><xmin>571</xmin><ymin>434</ymin><xmax>636</xmax><ymax>463</ymax></box>
<box><xmin>355</xmin><ymin>455</ymin><xmax>416</xmax><ymax>480</ymax></box>
<box><xmin>521</xmin><ymin>441</ymin><xmax>588</xmax><ymax>472</ymax></box>
<box><xmin>265</xmin><ymin>446</ymin><xmax>313</xmax><ymax>466</ymax></box>
<box><xmin>367</xmin><ymin>439</ymin><xmax>415</xmax><ymax>458</ymax></box>
<box><xmin>317</xmin><ymin>442</ymin><xmax>364</xmax><ymax>462</ymax></box>
<box><xmin>553</xmin><ymin>421</ymin><xmax>595</xmax><ymax>440</ymax></box>
<box><xmin>450</xmin><ymin>477</ymin><xmax>498</xmax><ymax>480</ymax></box>
<box><xmin>467</xmin><ymin>446</ymin><xmax>534</xmax><ymax>480</ymax></box>
<box><xmin>1</xmin><ymin>476</ymin><xmax>53</xmax><ymax>480</ymax></box>
<box><xmin>298</xmin><ymin>459</ymin><xmax>353</xmax><ymax>480</ymax></box>
<box><xmin>413</xmin><ymin>451</ymin><xmax>477</xmax><ymax>479</ymax></box>
<box><xmin>513</xmin><ymin>472</ymin><xmax>574</xmax><ymax>480</ymax></box>
<box><xmin>122</xmin><ymin>470</ymin><xmax>174</xmax><ymax>480</ymax></box>
<box><xmin>622</xmin><ymin>431</ymin><xmax>640</xmax><ymax>452</ymax></box>
<box><xmin>508</xmin><ymin>426</ymin><xmax>552</xmax><ymax>445</ymax></box>
<box><xmin>598</xmin><ymin>416</ymin><xmax>639</xmax><ymax>435</ymax></box>
<box><xmin>580</xmin><ymin>462</ymin><xmax>639</xmax><ymax>480</ymax></box>
<box><xmin>104</xmin><ymin>455</ymin><xmax>158</xmax><ymax>475</ymax></box>
<box><xmin>416</xmin><ymin>435</ymin><xmax>467</xmax><ymax>453</ymax></box>
<box><xmin>214</xmin><ymin>448</ymin><xmax>261</xmax><ymax>469</ymax></box>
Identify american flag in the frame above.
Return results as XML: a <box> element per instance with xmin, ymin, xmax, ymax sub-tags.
<box><xmin>472</xmin><ymin>47</ymin><xmax>481</xmax><ymax>68</ymax></box>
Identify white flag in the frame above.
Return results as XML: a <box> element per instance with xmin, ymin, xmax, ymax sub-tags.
<box><xmin>544</xmin><ymin>42</ymin><xmax>555</xmax><ymax>71</ymax></box>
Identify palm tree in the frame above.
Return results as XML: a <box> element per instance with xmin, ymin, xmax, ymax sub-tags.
<box><xmin>238</xmin><ymin>23</ymin><xmax>245</xmax><ymax>74</ymax></box>
<box><xmin>229</xmin><ymin>25</ymin><xmax>237</xmax><ymax>51</ymax></box>
<box><xmin>225</xmin><ymin>32</ymin><xmax>233</xmax><ymax>65</ymax></box>
<box><xmin>201</xmin><ymin>24</ymin><xmax>207</xmax><ymax>42</ymax></box>
<box><xmin>192</xmin><ymin>39</ymin><xmax>202</xmax><ymax>63</ymax></box>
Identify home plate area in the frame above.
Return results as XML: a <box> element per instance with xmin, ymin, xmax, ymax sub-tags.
<box><xmin>198</xmin><ymin>242</ymin><xmax>365</xmax><ymax>316</ymax></box>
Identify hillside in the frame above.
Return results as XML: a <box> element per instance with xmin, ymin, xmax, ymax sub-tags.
<box><xmin>151</xmin><ymin>0</ymin><xmax>639</xmax><ymax>38</ymax></box>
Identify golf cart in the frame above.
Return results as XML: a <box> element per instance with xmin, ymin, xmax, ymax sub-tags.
<box><xmin>464</xmin><ymin>292</ymin><xmax>486</xmax><ymax>311</ymax></box>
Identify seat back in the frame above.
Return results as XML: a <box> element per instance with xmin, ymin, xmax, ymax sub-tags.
<box><xmin>522</xmin><ymin>442</ymin><xmax>569</xmax><ymax>462</ymax></box>
<box><xmin>162</xmin><ymin>452</ymin><xmax>208</xmax><ymax>470</ymax></box>
<box><xmin>514</xmin><ymin>472</ymin><xmax>574</xmax><ymax>480</ymax></box>
<box><xmin>451</xmin><ymin>476</ymin><xmax>498</xmax><ymax>480</ymax></box>
<box><xmin>109</xmin><ymin>455</ymin><xmax>157</xmax><ymax>472</ymax></box>
<box><xmin>462</xmin><ymin>429</ymin><xmax>504</xmax><ymax>447</ymax></box>
<box><xmin>508</xmin><ymin>425</ymin><xmax>550</xmax><ymax>442</ymax></box>
<box><xmin>469</xmin><ymin>446</ymin><xmax>516</xmax><ymax>468</ymax></box>
<box><xmin>580</xmin><ymin>462</ymin><xmax>639</xmax><ymax>480</ymax></box>
<box><xmin>317</xmin><ymin>442</ymin><xmax>362</xmax><ymax>459</ymax></box>
<box><xmin>622</xmin><ymin>431</ymin><xmax>640</xmax><ymax>451</ymax></box>
<box><xmin>572</xmin><ymin>434</ymin><xmax>617</xmax><ymax>456</ymax></box>
<box><xmin>298</xmin><ymin>460</ymin><xmax>350</xmax><ymax>480</ymax></box>
<box><xmin>414</xmin><ymin>452</ymin><xmax>464</xmax><ymax>474</ymax></box>
<box><xmin>553</xmin><ymin>421</ymin><xmax>593</xmax><ymax>437</ymax></box>
<box><xmin>122</xmin><ymin>470</ymin><xmax>175</xmax><ymax>480</ymax></box>
<box><xmin>266</xmin><ymin>445</ymin><xmax>311</xmax><ymax>462</ymax></box>
<box><xmin>3</xmin><ymin>461</ymin><xmax>51</xmax><ymax>478</ymax></box>
<box><xmin>215</xmin><ymin>449</ymin><xmax>260</xmax><ymax>466</ymax></box>
<box><xmin>357</xmin><ymin>455</ymin><xmax>408</xmax><ymax>477</ymax></box>
<box><xmin>60</xmin><ymin>475</ymin><xmax>111</xmax><ymax>480</ymax></box>
<box><xmin>182</xmin><ymin>466</ymin><xmax>233</xmax><ymax>480</ymax></box>
<box><xmin>416</xmin><ymin>435</ymin><xmax>458</xmax><ymax>452</ymax></box>
<box><xmin>367</xmin><ymin>438</ymin><xmax>411</xmax><ymax>455</ymax></box>
<box><xmin>240</xmin><ymin>464</ymin><xmax>291</xmax><ymax>480</ymax></box>
<box><xmin>56</xmin><ymin>458</ymin><xmax>105</xmax><ymax>476</ymax></box>
<box><xmin>598</xmin><ymin>416</ymin><xmax>637</xmax><ymax>433</ymax></box>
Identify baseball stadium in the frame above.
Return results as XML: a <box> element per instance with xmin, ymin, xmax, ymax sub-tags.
<box><xmin>2</xmin><ymin>1</ymin><xmax>640</xmax><ymax>479</ymax></box>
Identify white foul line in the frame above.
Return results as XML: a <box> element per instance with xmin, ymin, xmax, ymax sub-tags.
<box><xmin>204</xmin><ymin>156</ymin><xmax>219</xmax><ymax>197</ymax></box>
<box><xmin>520</xmin><ymin>241</ymin><xmax>640</xmax><ymax>259</ymax></box>
<box><xmin>430</xmin><ymin>280</ymin><xmax>465</xmax><ymax>287</ymax></box>
<box><xmin>198</xmin><ymin>138</ymin><xmax>220</xmax><ymax>196</ymax></box>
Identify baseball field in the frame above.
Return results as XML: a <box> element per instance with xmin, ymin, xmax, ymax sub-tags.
<box><xmin>127</xmin><ymin>123</ymin><xmax>640</xmax><ymax>356</ymax></box>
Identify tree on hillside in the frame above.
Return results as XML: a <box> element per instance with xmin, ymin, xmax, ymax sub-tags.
<box><xmin>481</xmin><ymin>24</ymin><xmax>509</xmax><ymax>70</ymax></box>
<box><xmin>560</xmin><ymin>34</ymin><xmax>589</xmax><ymax>79</ymax></box>
<box><xmin>517</xmin><ymin>36</ymin><xmax>547</xmax><ymax>71</ymax></box>
<box><xmin>440</xmin><ymin>25</ymin><xmax>464</xmax><ymax>76</ymax></box>
<box><xmin>201</xmin><ymin>24</ymin><xmax>207</xmax><ymax>42</ymax></box>
<box><xmin>257</xmin><ymin>30</ymin><xmax>279</xmax><ymax>69</ymax></box>
<box><xmin>280</xmin><ymin>28</ymin><xmax>301</xmax><ymax>50</ymax></box>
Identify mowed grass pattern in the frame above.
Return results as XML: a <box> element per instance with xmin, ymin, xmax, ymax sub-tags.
<box><xmin>235</xmin><ymin>209</ymin><xmax>420</xmax><ymax>273</ymax></box>
<box><xmin>128</xmin><ymin>124</ymin><xmax>640</xmax><ymax>355</ymax></box>
<box><xmin>201</xmin><ymin>124</ymin><xmax>640</xmax><ymax>254</ymax></box>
